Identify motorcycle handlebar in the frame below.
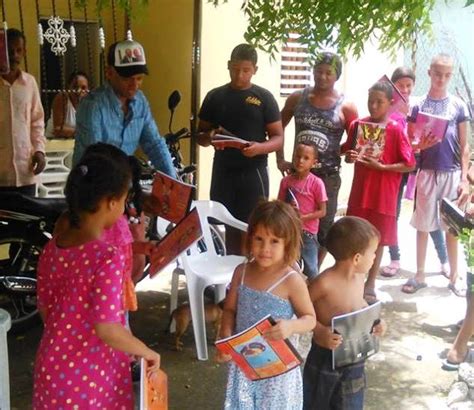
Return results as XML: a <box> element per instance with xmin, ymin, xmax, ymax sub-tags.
<box><xmin>165</xmin><ymin>128</ymin><xmax>189</xmax><ymax>145</ymax></box>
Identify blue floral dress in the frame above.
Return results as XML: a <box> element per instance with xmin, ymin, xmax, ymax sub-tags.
<box><xmin>224</xmin><ymin>268</ymin><xmax>303</xmax><ymax>410</ymax></box>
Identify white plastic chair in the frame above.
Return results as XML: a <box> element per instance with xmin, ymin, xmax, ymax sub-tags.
<box><xmin>169</xmin><ymin>200</ymin><xmax>247</xmax><ymax>360</ymax></box>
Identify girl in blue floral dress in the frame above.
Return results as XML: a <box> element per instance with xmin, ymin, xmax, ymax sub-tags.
<box><xmin>217</xmin><ymin>200</ymin><xmax>316</xmax><ymax>409</ymax></box>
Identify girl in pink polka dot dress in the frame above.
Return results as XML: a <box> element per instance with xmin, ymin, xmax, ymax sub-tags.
<box><xmin>33</xmin><ymin>153</ymin><xmax>160</xmax><ymax>409</ymax></box>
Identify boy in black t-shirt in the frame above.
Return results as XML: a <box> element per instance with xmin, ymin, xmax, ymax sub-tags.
<box><xmin>197</xmin><ymin>43</ymin><xmax>283</xmax><ymax>255</ymax></box>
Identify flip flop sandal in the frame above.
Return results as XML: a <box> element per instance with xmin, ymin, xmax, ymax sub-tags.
<box><xmin>364</xmin><ymin>289</ymin><xmax>378</xmax><ymax>305</ymax></box>
<box><xmin>442</xmin><ymin>350</ymin><xmax>474</xmax><ymax>371</ymax></box>
<box><xmin>401</xmin><ymin>278</ymin><xmax>427</xmax><ymax>294</ymax></box>
<box><xmin>381</xmin><ymin>265</ymin><xmax>400</xmax><ymax>278</ymax></box>
<box><xmin>448</xmin><ymin>283</ymin><xmax>466</xmax><ymax>298</ymax></box>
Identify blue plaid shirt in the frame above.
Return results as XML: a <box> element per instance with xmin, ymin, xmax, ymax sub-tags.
<box><xmin>73</xmin><ymin>82</ymin><xmax>175</xmax><ymax>176</ymax></box>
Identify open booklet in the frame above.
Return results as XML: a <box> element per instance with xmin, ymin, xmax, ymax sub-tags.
<box><xmin>133</xmin><ymin>207</ymin><xmax>203</xmax><ymax>278</ymax></box>
<box><xmin>0</xmin><ymin>28</ymin><xmax>9</xmax><ymax>75</ymax></box>
<box><xmin>215</xmin><ymin>314</ymin><xmax>302</xmax><ymax>381</ymax></box>
<box><xmin>412</xmin><ymin>111</ymin><xmax>449</xmax><ymax>144</ymax></box>
<box><xmin>353</xmin><ymin>121</ymin><xmax>386</xmax><ymax>160</ymax></box>
<box><xmin>139</xmin><ymin>358</ymin><xmax>168</xmax><ymax>410</ymax></box>
<box><xmin>332</xmin><ymin>301</ymin><xmax>382</xmax><ymax>369</ymax></box>
<box><xmin>211</xmin><ymin>134</ymin><xmax>250</xmax><ymax>150</ymax></box>
<box><xmin>149</xmin><ymin>171</ymin><xmax>194</xmax><ymax>224</ymax></box>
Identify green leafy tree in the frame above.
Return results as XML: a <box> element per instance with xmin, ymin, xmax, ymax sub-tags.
<box><xmin>210</xmin><ymin>0</ymin><xmax>473</xmax><ymax>60</ymax></box>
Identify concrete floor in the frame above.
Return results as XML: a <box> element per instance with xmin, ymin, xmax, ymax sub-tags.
<box><xmin>6</xmin><ymin>202</ymin><xmax>472</xmax><ymax>409</ymax></box>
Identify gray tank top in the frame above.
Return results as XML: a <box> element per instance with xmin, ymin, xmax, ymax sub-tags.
<box><xmin>294</xmin><ymin>87</ymin><xmax>346</xmax><ymax>174</ymax></box>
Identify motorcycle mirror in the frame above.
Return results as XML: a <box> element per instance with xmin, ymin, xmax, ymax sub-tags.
<box><xmin>168</xmin><ymin>90</ymin><xmax>181</xmax><ymax>112</ymax></box>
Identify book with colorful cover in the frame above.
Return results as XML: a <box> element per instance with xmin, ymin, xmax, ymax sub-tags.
<box><xmin>412</xmin><ymin>111</ymin><xmax>449</xmax><ymax>144</ymax></box>
<box><xmin>150</xmin><ymin>171</ymin><xmax>194</xmax><ymax>224</ymax></box>
<box><xmin>211</xmin><ymin>134</ymin><xmax>250</xmax><ymax>150</ymax></box>
<box><xmin>133</xmin><ymin>208</ymin><xmax>203</xmax><ymax>277</ymax></box>
<box><xmin>0</xmin><ymin>28</ymin><xmax>9</xmax><ymax>75</ymax></box>
<box><xmin>331</xmin><ymin>301</ymin><xmax>382</xmax><ymax>369</ymax></box>
<box><xmin>353</xmin><ymin>121</ymin><xmax>386</xmax><ymax>160</ymax></box>
<box><xmin>379</xmin><ymin>74</ymin><xmax>407</xmax><ymax>105</ymax></box>
<box><xmin>215</xmin><ymin>315</ymin><xmax>302</xmax><ymax>381</ymax></box>
<box><xmin>139</xmin><ymin>358</ymin><xmax>168</xmax><ymax>410</ymax></box>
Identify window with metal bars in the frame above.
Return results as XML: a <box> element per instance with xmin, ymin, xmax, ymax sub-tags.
<box><xmin>280</xmin><ymin>34</ymin><xmax>312</xmax><ymax>97</ymax></box>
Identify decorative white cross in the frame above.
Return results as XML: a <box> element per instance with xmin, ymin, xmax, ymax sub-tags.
<box><xmin>43</xmin><ymin>16</ymin><xmax>70</xmax><ymax>56</ymax></box>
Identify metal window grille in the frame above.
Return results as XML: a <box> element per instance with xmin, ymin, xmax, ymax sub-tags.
<box><xmin>280</xmin><ymin>34</ymin><xmax>312</xmax><ymax>96</ymax></box>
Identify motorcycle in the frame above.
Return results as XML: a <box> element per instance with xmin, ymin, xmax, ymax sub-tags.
<box><xmin>0</xmin><ymin>91</ymin><xmax>225</xmax><ymax>332</ymax></box>
<box><xmin>0</xmin><ymin>192</ymin><xmax>66</xmax><ymax>332</ymax></box>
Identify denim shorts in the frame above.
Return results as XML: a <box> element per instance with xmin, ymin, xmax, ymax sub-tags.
<box><xmin>303</xmin><ymin>344</ymin><xmax>366</xmax><ymax>410</ymax></box>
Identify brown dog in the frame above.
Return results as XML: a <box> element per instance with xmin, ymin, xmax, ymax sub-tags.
<box><xmin>168</xmin><ymin>303</ymin><xmax>223</xmax><ymax>351</ymax></box>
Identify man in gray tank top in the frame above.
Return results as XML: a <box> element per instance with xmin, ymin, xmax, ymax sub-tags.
<box><xmin>277</xmin><ymin>52</ymin><xmax>358</xmax><ymax>266</ymax></box>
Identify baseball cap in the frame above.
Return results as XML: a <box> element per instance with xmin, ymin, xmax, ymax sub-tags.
<box><xmin>107</xmin><ymin>40</ymin><xmax>148</xmax><ymax>77</ymax></box>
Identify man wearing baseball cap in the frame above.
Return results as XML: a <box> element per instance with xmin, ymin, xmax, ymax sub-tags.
<box><xmin>276</xmin><ymin>51</ymin><xmax>358</xmax><ymax>267</ymax></box>
<box><xmin>73</xmin><ymin>39</ymin><xmax>175</xmax><ymax>177</ymax></box>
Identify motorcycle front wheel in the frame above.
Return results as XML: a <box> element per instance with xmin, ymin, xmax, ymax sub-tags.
<box><xmin>0</xmin><ymin>233</ymin><xmax>43</xmax><ymax>333</ymax></box>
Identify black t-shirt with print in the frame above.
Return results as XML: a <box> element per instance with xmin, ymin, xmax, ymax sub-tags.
<box><xmin>199</xmin><ymin>83</ymin><xmax>281</xmax><ymax>169</ymax></box>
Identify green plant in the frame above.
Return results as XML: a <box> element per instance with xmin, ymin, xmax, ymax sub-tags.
<box><xmin>210</xmin><ymin>0</ymin><xmax>474</xmax><ymax>61</ymax></box>
<box><xmin>459</xmin><ymin>227</ymin><xmax>474</xmax><ymax>272</ymax></box>
<box><xmin>74</xmin><ymin>0</ymin><xmax>149</xmax><ymax>17</ymax></box>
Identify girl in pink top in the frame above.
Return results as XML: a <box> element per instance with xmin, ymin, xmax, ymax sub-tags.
<box><xmin>343</xmin><ymin>81</ymin><xmax>416</xmax><ymax>304</ymax></box>
<box><xmin>33</xmin><ymin>153</ymin><xmax>160</xmax><ymax>409</ymax></box>
<box><xmin>278</xmin><ymin>141</ymin><xmax>327</xmax><ymax>278</ymax></box>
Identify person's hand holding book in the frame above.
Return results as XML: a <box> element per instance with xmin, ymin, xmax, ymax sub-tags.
<box><xmin>144</xmin><ymin>350</ymin><xmax>161</xmax><ymax>377</ymax></box>
<box><xmin>344</xmin><ymin>149</ymin><xmax>358</xmax><ymax>163</ymax></box>
<box><xmin>215</xmin><ymin>349</ymin><xmax>233</xmax><ymax>363</ymax></box>
<box><xmin>314</xmin><ymin>324</ymin><xmax>343</xmax><ymax>350</ymax></box>
<box><xmin>415</xmin><ymin>131</ymin><xmax>439</xmax><ymax>151</ymax></box>
<box><xmin>262</xmin><ymin>318</ymin><xmax>294</xmax><ymax>340</ymax></box>
<box><xmin>371</xmin><ymin>319</ymin><xmax>387</xmax><ymax>337</ymax></box>
<box><xmin>358</xmin><ymin>155</ymin><xmax>385</xmax><ymax>171</ymax></box>
<box><xmin>242</xmin><ymin>141</ymin><xmax>263</xmax><ymax>158</ymax></box>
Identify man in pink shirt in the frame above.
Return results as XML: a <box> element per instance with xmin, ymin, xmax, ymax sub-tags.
<box><xmin>0</xmin><ymin>28</ymin><xmax>45</xmax><ymax>196</ymax></box>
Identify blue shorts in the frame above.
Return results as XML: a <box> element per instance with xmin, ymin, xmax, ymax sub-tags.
<box><xmin>303</xmin><ymin>344</ymin><xmax>366</xmax><ymax>410</ymax></box>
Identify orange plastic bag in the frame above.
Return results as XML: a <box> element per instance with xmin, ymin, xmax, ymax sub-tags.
<box><xmin>140</xmin><ymin>359</ymin><xmax>168</xmax><ymax>410</ymax></box>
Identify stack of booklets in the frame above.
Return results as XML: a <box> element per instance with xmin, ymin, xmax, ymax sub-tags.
<box><xmin>139</xmin><ymin>358</ymin><xmax>168</xmax><ymax>410</ymax></box>
<box><xmin>215</xmin><ymin>315</ymin><xmax>302</xmax><ymax>380</ymax></box>
<box><xmin>211</xmin><ymin>134</ymin><xmax>250</xmax><ymax>150</ymax></box>
<box><xmin>412</xmin><ymin>111</ymin><xmax>449</xmax><ymax>144</ymax></box>
<box><xmin>353</xmin><ymin>121</ymin><xmax>386</xmax><ymax>160</ymax></box>
<box><xmin>331</xmin><ymin>301</ymin><xmax>382</xmax><ymax>369</ymax></box>
<box><xmin>0</xmin><ymin>28</ymin><xmax>9</xmax><ymax>74</ymax></box>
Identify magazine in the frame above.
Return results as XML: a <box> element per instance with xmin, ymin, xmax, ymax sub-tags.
<box><xmin>0</xmin><ymin>28</ymin><xmax>9</xmax><ymax>75</ymax></box>
<box><xmin>285</xmin><ymin>187</ymin><xmax>300</xmax><ymax>209</ymax></box>
<box><xmin>139</xmin><ymin>358</ymin><xmax>168</xmax><ymax>410</ymax></box>
<box><xmin>353</xmin><ymin>121</ymin><xmax>386</xmax><ymax>160</ymax></box>
<box><xmin>150</xmin><ymin>171</ymin><xmax>194</xmax><ymax>224</ymax></box>
<box><xmin>215</xmin><ymin>315</ymin><xmax>302</xmax><ymax>381</ymax></box>
<box><xmin>412</xmin><ymin>111</ymin><xmax>449</xmax><ymax>144</ymax></box>
<box><xmin>379</xmin><ymin>74</ymin><xmax>407</xmax><ymax>111</ymax></box>
<box><xmin>211</xmin><ymin>134</ymin><xmax>250</xmax><ymax>150</ymax></box>
<box><xmin>441</xmin><ymin>198</ymin><xmax>474</xmax><ymax>236</ymax></box>
<box><xmin>133</xmin><ymin>208</ymin><xmax>203</xmax><ymax>277</ymax></box>
<box><xmin>331</xmin><ymin>301</ymin><xmax>382</xmax><ymax>369</ymax></box>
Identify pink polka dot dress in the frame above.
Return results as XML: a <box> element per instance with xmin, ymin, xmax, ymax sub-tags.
<box><xmin>33</xmin><ymin>238</ymin><xmax>133</xmax><ymax>409</ymax></box>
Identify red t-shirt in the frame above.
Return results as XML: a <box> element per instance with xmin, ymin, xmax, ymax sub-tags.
<box><xmin>347</xmin><ymin>118</ymin><xmax>415</xmax><ymax>216</ymax></box>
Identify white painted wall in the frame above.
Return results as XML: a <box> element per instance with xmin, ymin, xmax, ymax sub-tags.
<box><xmin>199</xmin><ymin>0</ymin><xmax>404</xmax><ymax>204</ymax></box>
